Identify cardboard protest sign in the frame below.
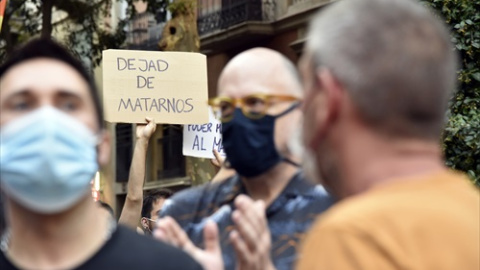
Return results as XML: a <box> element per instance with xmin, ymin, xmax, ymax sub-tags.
<box><xmin>102</xmin><ymin>49</ymin><xmax>208</xmax><ymax>124</ymax></box>
<box><xmin>183</xmin><ymin>108</ymin><xmax>225</xmax><ymax>159</ymax></box>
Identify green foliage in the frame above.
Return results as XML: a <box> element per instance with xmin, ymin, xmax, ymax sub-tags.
<box><xmin>0</xmin><ymin>0</ymin><xmax>169</xmax><ymax>68</ymax></box>
<box><xmin>61</xmin><ymin>0</ymin><xmax>125</xmax><ymax>68</ymax></box>
<box><xmin>0</xmin><ymin>0</ymin><xmax>114</xmax><ymax>67</ymax></box>
<box><xmin>422</xmin><ymin>0</ymin><xmax>480</xmax><ymax>186</ymax></box>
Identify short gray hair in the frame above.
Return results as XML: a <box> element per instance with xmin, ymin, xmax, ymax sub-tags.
<box><xmin>306</xmin><ymin>0</ymin><xmax>458</xmax><ymax>139</ymax></box>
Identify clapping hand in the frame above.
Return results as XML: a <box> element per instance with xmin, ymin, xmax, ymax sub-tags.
<box><xmin>230</xmin><ymin>195</ymin><xmax>275</xmax><ymax>270</ymax></box>
<box><xmin>154</xmin><ymin>217</ymin><xmax>224</xmax><ymax>270</ymax></box>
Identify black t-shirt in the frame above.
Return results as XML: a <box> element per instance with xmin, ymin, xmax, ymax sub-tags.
<box><xmin>0</xmin><ymin>225</ymin><xmax>203</xmax><ymax>270</ymax></box>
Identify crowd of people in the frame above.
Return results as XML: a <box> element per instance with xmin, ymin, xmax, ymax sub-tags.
<box><xmin>0</xmin><ymin>0</ymin><xmax>478</xmax><ymax>269</ymax></box>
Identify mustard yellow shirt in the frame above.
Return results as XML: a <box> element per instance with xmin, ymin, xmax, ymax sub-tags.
<box><xmin>296</xmin><ymin>170</ymin><xmax>480</xmax><ymax>270</ymax></box>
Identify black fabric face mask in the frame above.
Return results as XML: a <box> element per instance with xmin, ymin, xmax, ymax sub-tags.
<box><xmin>222</xmin><ymin>104</ymin><xmax>298</xmax><ymax>178</ymax></box>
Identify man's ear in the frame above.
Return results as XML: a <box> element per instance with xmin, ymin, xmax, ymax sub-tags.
<box><xmin>309</xmin><ymin>68</ymin><xmax>344</xmax><ymax>149</ymax></box>
<box><xmin>319</xmin><ymin>68</ymin><xmax>343</xmax><ymax>125</ymax></box>
<box><xmin>97</xmin><ymin>130</ymin><xmax>111</xmax><ymax>168</ymax></box>
<box><xmin>140</xmin><ymin>217</ymin><xmax>149</xmax><ymax>230</ymax></box>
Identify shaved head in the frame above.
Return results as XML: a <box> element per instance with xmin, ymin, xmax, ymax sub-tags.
<box><xmin>217</xmin><ymin>47</ymin><xmax>303</xmax><ymax>158</ymax></box>
<box><xmin>218</xmin><ymin>48</ymin><xmax>302</xmax><ymax>99</ymax></box>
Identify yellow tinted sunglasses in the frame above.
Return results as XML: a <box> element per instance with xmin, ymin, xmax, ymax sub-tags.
<box><xmin>208</xmin><ymin>94</ymin><xmax>301</xmax><ymax>122</ymax></box>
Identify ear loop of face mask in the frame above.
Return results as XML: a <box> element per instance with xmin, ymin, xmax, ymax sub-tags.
<box><xmin>93</xmin><ymin>130</ymin><xmax>104</xmax><ymax>157</ymax></box>
<box><xmin>276</xmin><ymin>102</ymin><xmax>302</xmax><ymax>168</ymax></box>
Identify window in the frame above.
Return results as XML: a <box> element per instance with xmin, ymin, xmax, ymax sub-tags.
<box><xmin>153</xmin><ymin>125</ymin><xmax>186</xmax><ymax>180</ymax></box>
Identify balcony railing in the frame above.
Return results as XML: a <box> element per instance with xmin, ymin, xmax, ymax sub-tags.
<box><xmin>291</xmin><ymin>0</ymin><xmax>309</xmax><ymax>4</ymax></box>
<box><xmin>198</xmin><ymin>0</ymin><xmax>274</xmax><ymax>36</ymax></box>
<box><xmin>127</xmin><ymin>38</ymin><xmax>160</xmax><ymax>51</ymax></box>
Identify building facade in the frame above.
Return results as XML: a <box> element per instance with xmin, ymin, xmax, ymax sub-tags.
<box><xmin>198</xmin><ymin>0</ymin><xmax>331</xmax><ymax>97</ymax></box>
<box><xmin>108</xmin><ymin>0</ymin><xmax>331</xmax><ymax>216</ymax></box>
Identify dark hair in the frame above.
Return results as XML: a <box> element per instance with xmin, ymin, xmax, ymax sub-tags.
<box><xmin>0</xmin><ymin>38</ymin><xmax>104</xmax><ymax>129</ymax></box>
<box><xmin>97</xmin><ymin>200</ymin><xmax>114</xmax><ymax>217</ymax></box>
<box><xmin>141</xmin><ymin>189</ymin><xmax>173</xmax><ymax>218</ymax></box>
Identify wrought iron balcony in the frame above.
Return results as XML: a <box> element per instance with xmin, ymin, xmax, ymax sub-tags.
<box><xmin>198</xmin><ymin>0</ymin><xmax>273</xmax><ymax>36</ymax></box>
<box><xmin>127</xmin><ymin>38</ymin><xmax>160</xmax><ymax>51</ymax></box>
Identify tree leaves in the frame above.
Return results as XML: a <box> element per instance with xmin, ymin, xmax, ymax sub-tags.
<box><xmin>0</xmin><ymin>0</ymin><xmax>169</xmax><ymax>68</ymax></box>
<box><xmin>424</xmin><ymin>0</ymin><xmax>480</xmax><ymax>186</ymax></box>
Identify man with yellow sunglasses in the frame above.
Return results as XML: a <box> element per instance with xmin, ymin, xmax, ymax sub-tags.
<box><xmin>154</xmin><ymin>48</ymin><xmax>334</xmax><ymax>270</ymax></box>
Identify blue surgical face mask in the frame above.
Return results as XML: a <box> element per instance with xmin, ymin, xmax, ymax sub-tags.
<box><xmin>0</xmin><ymin>107</ymin><xmax>99</xmax><ymax>214</ymax></box>
<box><xmin>222</xmin><ymin>105</ymin><xmax>298</xmax><ymax>178</ymax></box>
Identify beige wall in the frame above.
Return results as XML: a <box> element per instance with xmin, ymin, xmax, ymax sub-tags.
<box><xmin>266</xmin><ymin>29</ymin><xmax>299</xmax><ymax>63</ymax></box>
<box><xmin>207</xmin><ymin>53</ymin><xmax>230</xmax><ymax>98</ymax></box>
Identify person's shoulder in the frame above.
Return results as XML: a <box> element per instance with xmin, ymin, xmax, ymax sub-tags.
<box><xmin>314</xmin><ymin>194</ymin><xmax>374</xmax><ymax>229</ymax></box>
<box><xmin>161</xmin><ymin>176</ymin><xmax>238</xmax><ymax>214</ymax></box>
<box><xmin>171</xmin><ymin>175</ymin><xmax>237</xmax><ymax>201</ymax></box>
<box><xmin>434</xmin><ymin>170</ymin><xmax>479</xmax><ymax>200</ymax></box>
<box><xmin>314</xmin><ymin>183</ymin><xmax>415</xmax><ymax>231</ymax></box>
<box><xmin>315</xmin><ymin>170</ymin><xmax>478</xmax><ymax>230</ymax></box>
<box><xmin>0</xmin><ymin>250</ymin><xmax>16</xmax><ymax>270</ymax></box>
<box><xmin>96</xmin><ymin>225</ymin><xmax>202</xmax><ymax>269</ymax></box>
<box><xmin>301</xmin><ymin>171</ymin><xmax>480</xmax><ymax>270</ymax></box>
<box><xmin>294</xmin><ymin>173</ymin><xmax>335</xmax><ymax>204</ymax></box>
<box><xmin>113</xmin><ymin>226</ymin><xmax>168</xmax><ymax>250</ymax></box>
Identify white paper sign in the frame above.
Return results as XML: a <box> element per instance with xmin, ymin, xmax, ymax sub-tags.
<box><xmin>183</xmin><ymin>108</ymin><xmax>226</xmax><ymax>159</ymax></box>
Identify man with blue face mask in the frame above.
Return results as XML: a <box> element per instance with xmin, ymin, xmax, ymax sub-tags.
<box><xmin>154</xmin><ymin>48</ymin><xmax>334</xmax><ymax>270</ymax></box>
<box><xmin>0</xmin><ymin>39</ymin><xmax>202</xmax><ymax>270</ymax></box>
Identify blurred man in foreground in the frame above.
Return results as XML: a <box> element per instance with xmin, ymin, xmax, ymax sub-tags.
<box><xmin>296</xmin><ymin>0</ymin><xmax>480</xmax><ymax>269</ymax></box>
<box><xmin>155</xmin><ymin>48</ymin><xmax>334</xmax><ymax>270</ymax></box>
<box><xmin>0</xmin><ymin>39</ymin><xmax>202</xmax><ymax>270</ymax></box>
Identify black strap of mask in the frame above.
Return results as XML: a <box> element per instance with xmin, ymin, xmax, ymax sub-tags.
<box><xmin>282</xmin><ymin>157</ymin><xmax>300</xmax><ymax>167</ymax></box>
<box><xmin>275</xmin><ymin>102</ymin><xmax>301</xmax><ymax>118</ymax></box>
<box><xmin>277</xmin><ymin>102</ymin><xmax>301</xmax><ymax>168</ymax></box>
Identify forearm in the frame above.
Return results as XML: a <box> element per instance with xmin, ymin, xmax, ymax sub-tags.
<box><xmin>118</xmin><ymin>137</ymin><xmax>149</xmax><ymax>228</ymax></box>
<box><xmin>211</xmin><ymin>167</ymin><xmax>236</xmax><ymax>183</ymax></box>
<box><xmin>127</xmin><ymin>137</ymin><xmax>149</xmax><ymax>200</ymax></box>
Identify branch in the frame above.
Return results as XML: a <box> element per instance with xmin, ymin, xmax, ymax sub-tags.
<box><xmin>41</xmin><ymin>0</ymin><xmax>54</xmax><ymax>38</ymax></box>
